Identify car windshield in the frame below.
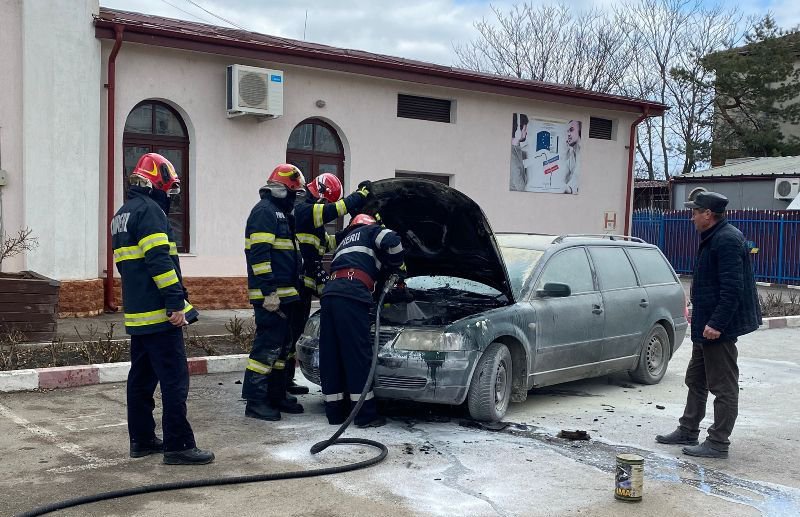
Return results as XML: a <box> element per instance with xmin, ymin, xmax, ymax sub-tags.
<box><xmin>499</xmin><ymin>246</ymin><xmax>545</xmax><ymax>298</ymax></box>
<box><xmin>405</xmin><ymin>276</ymin><xmax>501</xmax><ymax>298</ymax></box>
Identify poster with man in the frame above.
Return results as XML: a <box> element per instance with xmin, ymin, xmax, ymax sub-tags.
<box><xmin>510</xmin><ymin>113</ymin><xmax>581</xmax><ymax>194</ymax></box>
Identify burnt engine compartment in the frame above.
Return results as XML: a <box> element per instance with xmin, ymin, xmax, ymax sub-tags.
<box><xmin>376</xmin><ymin>286</ymin><xmax>506</xmax><ymax>326</ymax></box>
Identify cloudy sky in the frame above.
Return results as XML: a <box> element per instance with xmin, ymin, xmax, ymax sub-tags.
<box><xmin>101</xmin><ymin>0</ymin><xmax>800</xmax><ymax>66</ymax></box>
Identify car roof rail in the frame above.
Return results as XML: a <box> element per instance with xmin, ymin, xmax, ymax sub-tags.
<box><xmin>552</xmin><ymin>234</ymin><xmax>646</xmax><ymax>244</ymax></box>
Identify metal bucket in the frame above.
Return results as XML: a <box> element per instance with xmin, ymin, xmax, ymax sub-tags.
<box><xmin>614</xmin><ymin>453</ymin><xmax>644</xmax><ymax>502</ymax></box>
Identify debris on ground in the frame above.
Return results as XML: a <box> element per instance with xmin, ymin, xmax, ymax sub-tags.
<box><xmin>459</xmin><ymin>420</ymin><xmax>510</xmax><ymax>431</ymax></box>
<box><xmin>656</xmin><ymin>405</ymin><xmax>666</xmax><ymax>410</ymax></box>
<box><xmin>557</xmin><ymin>430</ymin><xmax>591</xmax><ymax>441</ymax></box>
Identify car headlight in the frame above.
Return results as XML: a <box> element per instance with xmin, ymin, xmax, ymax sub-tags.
<box><xmin>393</xmin><ymin>330</ymin><xmax>465</xmax><ymax>351</ymax></box>
<box><xmin>303</xmin><ymin>315</ymin><xmax>321</xmax><ymax>338</ymax></box>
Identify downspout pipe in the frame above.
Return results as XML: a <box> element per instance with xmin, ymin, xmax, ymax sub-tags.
<box><xmin>624</xmin><ymin>107</ymin><xmax>650</xmax><ymax>236</ymax></box>
<box><xmin>104</xmin><ymin>25</ymin><xmax>124</xmax><ymax>312</ymax></box>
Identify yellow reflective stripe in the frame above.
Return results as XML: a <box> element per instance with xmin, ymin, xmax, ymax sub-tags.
<box><xmin>297</xmin><ymin>233</ymin><xmax>326</xmax><ymax>255</ymax></box>
<box><xmin>184</xmin><ymin>301</ymin><xmax>193</xmax><ymax>312</ymax></box>
<box><xmin>248</xmin><ymin>289</ymin><xmax>265</xmax><ymax>300</ymax></box>
<box><xmin>273</xmin><ymin>360</ymin><xmax>286</xmax><ymax>370</ymax></box>
<box><xmin>249</xmin><ymin>232</ymin><xmax>275</xmax><ymax>245</ymax></box>
<box><xmin>276</xmin><ymin>287</ymin><xmax>299</xmax><ymax>298</ymax></box>
<box><xmin>246</xmin><ymin>359</ymin><xmax>271</xmax><ymax>374</ymax></box>
<box><xmin>152</xmin><ymin>269</ymin><xmax>179</xmax><ymax>289</ymax></box>
<box><xmin>312</xmin><ymin>204</ymin><xmax>325</xmax><ymax>228</ymax></box>
<box><xmin>335</xmin><ymin>199</ymin><xmax>347</xmax><ymax>216</ymax></box>
<box><xmin>303</xmin><ymin>276</ymin><xmax>316</xmax><ymax>289</ymax></box>
<box><xmin>326</xmin><ymin>234</ymin><xmax>336</xmax><ymax>252</ymax></box>
<box><xmin>169</xmin><ymin>242</ymin><xmax>178</xmax><ymax>256</ymax></box>
<box><xmin>113</xmin><ymin>245</ymin><xmax>144</xmax><ymax>263</ymax></box>
<box><xmin>273</xmin><ymin>238</ymin><xmax>295</xmax><ymax>250</ymax></box>
<box><xmin>124</xmin><ymin>308</ymin><xmax>170</xmax><ymax>327</ymax></box>
<box><xmin>252</xmin><ymin>261</ymin><xmax>272</xmax><ymax>275</ymax></box>
<box><xmin>139</xmin><ymin>233</ymin><xmax>169</xmax><ymax>253</ymax></box>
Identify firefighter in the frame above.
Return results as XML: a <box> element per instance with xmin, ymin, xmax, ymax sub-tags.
<box><xmin>242</xmin><ymin>163</ymin><xmax>306</xmax><ymax>421</ymax></box>
<box><xmin>319</xmin><ymin>213</ymin><xmax>406</xmax><ymax>428</ymax></box>
<box><xmin>112</xmin><ymin>152</ymin><xmax>214</xmax><ymax>465</ymax></box>
<box><xmin>287</xmin><ymin>174</ymin><xmax>372</xmax><ymax>395</ymax></box>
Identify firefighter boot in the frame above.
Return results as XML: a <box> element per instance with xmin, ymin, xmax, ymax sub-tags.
<box><xmin>163</xmin><ymin>447</ymin><xmax>215</xmax><ymax>465</ymax></box>
<box><xmin>269</xmin><ymin>369</ymin><xmax>304</xmax><ymax>414</ymax></box>
<box><xmin>130</xmin><ymin>436</ymin><xmax>164</xmax><ymax>458</ymax></box>
<box><xmin>245</xmin><ymin>401</ymin><xmax>281</xmax><ymax>421</ymax></box>
<box><xmin>287</xmin><ymin>381</ymin><xmax>309</xmax><ymax>395</ymax></box>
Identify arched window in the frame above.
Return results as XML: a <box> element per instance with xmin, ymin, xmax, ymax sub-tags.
<box><xmin>286</xmin><ymin>118</ymin><xmax>345</xmax><ymax>232</ymax></box>
<box><xmin>123</xmin><ymin>101</ymin><xmax>190</xmax><ymax>252</ymax></box>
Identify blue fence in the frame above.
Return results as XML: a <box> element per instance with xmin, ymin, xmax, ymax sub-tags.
<box><xmin>631</xmin><ymin>209</ymin><xmax>800</xmax><ymax>286</ymax></box>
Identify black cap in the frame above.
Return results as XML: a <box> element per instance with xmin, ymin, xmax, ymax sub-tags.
<box><xmin>685</xmin><ymin>191</ymin><xmax>729</xmax><ymax>213</ymax></box>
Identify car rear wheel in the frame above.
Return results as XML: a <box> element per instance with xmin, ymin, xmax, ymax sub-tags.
<box><xmin>629</xmin><ymin>324</ymin><xmax>670</xmax><ymax>384</ymax></box>
<box><xmin>467</xmin><ymin>342</ymin><xmax>512</xmax><ymax>422</ymax></box>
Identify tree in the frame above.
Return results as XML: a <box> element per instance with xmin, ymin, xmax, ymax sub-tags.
<box><xmin>700</xmin><ymin>15</ymin><xmax>800</xmax><ymax>163</ymax></box>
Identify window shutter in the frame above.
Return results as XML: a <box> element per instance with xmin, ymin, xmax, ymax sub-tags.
<box><xmin>397</xmin><ymin>94</ymin><xmax>452</xmax><ymax>123</ymax></box>
<box><xmin>589</xmin><ymin>117</ymin><xmax>614</xmax><ymax>140</ymax></box>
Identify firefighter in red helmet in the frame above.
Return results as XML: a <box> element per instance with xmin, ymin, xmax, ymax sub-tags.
<box><xmin>242</xmin><ymin>163</ymin><xmax>307</xmax><ymax>421</ymax></box>
<box><xmin>285</xmin><ymin>173</ymin><xmax>373</xmax><ymax>396</ymax></box>
<box><xmin>112</xmin><ymin>152</ymin><xmax>214</xmax><ymax>465</ymax></box>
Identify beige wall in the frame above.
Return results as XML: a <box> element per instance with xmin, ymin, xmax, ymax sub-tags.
<box><xmin>104</xmin><ymin>42</ymin><xmax>638</xmax><ymax>279</ymax></box>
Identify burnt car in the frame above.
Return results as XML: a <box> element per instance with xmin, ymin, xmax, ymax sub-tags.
<box><xmin>296</xmin><ymin>178</ymin><xmax>688</xmax><ymax>421</ymax></box>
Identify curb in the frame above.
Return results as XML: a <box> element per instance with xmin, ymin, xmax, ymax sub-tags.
<box><xmin>0</xmin><ymin>354</ymin><xmax>248</xmax><ymax>393</ymax></box>
<box><xmin>758</xmin><ymin>315</ymin><xmax>800</xmax><ymax>331</ymax></box>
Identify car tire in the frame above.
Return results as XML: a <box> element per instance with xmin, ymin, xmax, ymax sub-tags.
<box><xmin>629</xmin><ymin>324</ymin><xmax>670</xmax><ymax>385</ymax></box>
<box><xmin>467</xmin><ymin>342</ymin><xmax>512</xmax><ymax>422</ymax></box>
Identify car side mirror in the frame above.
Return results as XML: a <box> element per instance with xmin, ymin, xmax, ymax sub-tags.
<box><xmin>536</xmin><ymin>282</ymin><xmax>571</xmax><ymax>298</ymax></box>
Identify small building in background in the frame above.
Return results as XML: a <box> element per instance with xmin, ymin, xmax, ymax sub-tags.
<box><xmin>633</xmin><ymin>179</ymin><xmax>670</xmax><ymax>210</ymax></box>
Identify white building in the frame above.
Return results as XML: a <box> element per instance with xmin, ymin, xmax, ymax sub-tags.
<box><xmin>0</xmin><ymin>0</ymin><xmax>666</xmax><ymax>316</ymax></box>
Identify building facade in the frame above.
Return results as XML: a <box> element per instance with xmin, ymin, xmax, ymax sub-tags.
<box><xmin>0</xmin><ymin>0</ymin><xmax>665</xmax><ymax>315</ymax></box>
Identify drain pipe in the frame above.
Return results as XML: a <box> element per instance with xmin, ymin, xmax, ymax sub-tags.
<box><xmin>103</xmin><ymin>25</ymin><xmax>124</xmax><ymax>313</ymax></box>
<box><xmin>623</xmin><ymin>106</ymin><xmax>650</xmax><ymax>236</ymax></box>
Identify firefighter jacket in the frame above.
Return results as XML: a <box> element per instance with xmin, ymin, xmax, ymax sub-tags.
<box><xmin>294</xmin><ymin>191</ymin><xmax>367</xmax><ymax>294</ymax></box>
<box><xmin>322</xmin><ymin>224</ymin><xmax>406</xmax><ymax>304</ymax></box>
<box><xmin>111</xmin><ymin>187</ymin><xmax>197</xmax><ymax>335</ymax></box>
<box><xmin>245</xmin><ymin>188</ymin><xmax>303</xmax><ymax>305</ymax></box>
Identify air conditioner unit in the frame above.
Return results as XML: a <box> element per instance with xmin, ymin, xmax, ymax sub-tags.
<box><xmin>226</xmin><ymin>64</ymin><xmax>283</xmax><ymax>118</ymax></box>
<box><xmin>774</xmin><ymin>178</ymin><xmax>800</xmax><ymax>200</ymax></box>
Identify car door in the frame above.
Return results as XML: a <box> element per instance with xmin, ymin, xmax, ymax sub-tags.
<box><xmin>587</xmin><ymin>246</ymin><xmax>649</xmax><ymax>367</ymax></box>
<box><xmin>529</xmin><ymin>246</ymin><xmax>605</xmax><ymax>386</ymax></box>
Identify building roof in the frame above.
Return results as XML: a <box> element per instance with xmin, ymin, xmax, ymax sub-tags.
<box><xmin>672</xmin><ymin>156</ymin><xmax>800</xmax><ymax>182</ymax></box>
<box><xmin>634</xmin><ymin>180</ymin><xmax>669</xmax><ymax>188</ymax></box>
<box><xmin>94</xmin><ymin>8</ymin><xmax>667</xmax><ymax>116</ymax></box>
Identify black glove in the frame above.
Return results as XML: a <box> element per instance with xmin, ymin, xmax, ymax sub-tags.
<box><xmin>357</xmin><ymin>180</ymin><xmax>372</xmax><ymax>192</ymax></box>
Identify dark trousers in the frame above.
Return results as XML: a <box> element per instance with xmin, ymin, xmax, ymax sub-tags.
<box><xmin>287</xmin><ymin>289</ymin><xmax>314</xmax><ymax>384</ymax></box>
<box><xmin>242</xmin><ymin>302</ymin><xmax>301</xmax><ymax>403</ymax></box>
<box><xmin>319</xmin><ymin>295</ymin><xmax>377</xmax><ymax>425</ymax></box>
<box><xmin>127</xmin><ymin>327</ymin><xmax>196</xmax><ymax>453</ymax></box>
<box><xmin>678</xmin><ymin>341</ymin><xmax>739</xmax><ymax>451</ymax></box>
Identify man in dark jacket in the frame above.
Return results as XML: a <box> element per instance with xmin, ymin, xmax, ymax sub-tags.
<box><xmin>656</xmin><ymin>192</ymin><xmax>761</xmax><ymax>458</ymax></box>
<box><xmin>112</xmin><ymin>153</ymin><xmax>214</xmax><ymax>465</ymax></box>
<box><xmin>319</xmin><ymin>214</ymin><xmax>406</xmax><ymax>428</ymax></box>
<box><xmin>242</xmin><ymin>164</ymin><xmax>306</xmax><ymax>421</ymax></box>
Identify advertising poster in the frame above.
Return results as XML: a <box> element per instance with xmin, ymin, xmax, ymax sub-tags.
<box><xmin>510</xmin><ymin>114</ymin><xmax>581</xmax><ymax>194</ymax></box>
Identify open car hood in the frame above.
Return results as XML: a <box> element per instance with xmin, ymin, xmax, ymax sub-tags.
<box><xmin>363</xmin><ymin>178</ymin><xmax>514</xmax><ymax>303</ymax></box>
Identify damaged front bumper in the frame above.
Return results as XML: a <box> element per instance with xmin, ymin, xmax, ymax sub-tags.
<box><xmin>295</xmin><ymin>332</ymin><xmax>479</xmax><ymax>406</ymax></box>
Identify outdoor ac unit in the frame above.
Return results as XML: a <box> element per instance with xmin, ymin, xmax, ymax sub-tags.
<box><xmin>226</xmin><ymin>64</ymin><xmax>283</xmax><ymax>118</ymax></box>
<box><xmin>773</xmin><ymin>178</ymin><xmax>800</xmax><ymax>200</ymax></box>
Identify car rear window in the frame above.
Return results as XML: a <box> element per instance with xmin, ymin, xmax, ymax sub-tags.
<box><xmin>588</xmin><ymin>247</ymin><xmax>638</xmax><ymax>290</ymax></box>
<box><xmin>627</xmin><ymin>248</ymin><xmax>677</xmax><ymax>285</ymax></box>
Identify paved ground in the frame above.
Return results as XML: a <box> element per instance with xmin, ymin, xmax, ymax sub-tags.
<box><xmin>2</xmin><ymin>327</ymin><xmax>799</xmax><ymax>516</ymax></box>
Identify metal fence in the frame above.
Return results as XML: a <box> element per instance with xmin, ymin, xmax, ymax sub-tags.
<box><xmin>631</xmin><ymin>209</ymin><xmax>800</xmax><ymax>286</ymax></box>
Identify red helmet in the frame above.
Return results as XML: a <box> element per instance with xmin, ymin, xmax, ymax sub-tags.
<box><xmin>268</xmin><ymin>163</ymin><xmax>306</xmax><ymax>192</ymax></box>
<box><xmin>307</xmin><ymin>173</ymin><xmax>343</xmax><ymax>203</ymax></box>
<box><xmin>349</xmin><ymin>214</ymin><xmax>377</xmax><ymax>227</ymax></box>
<box><xmin>131</xmin><ymin>153</ymin><xmax>180</xmax><ymax>194</ymax></box>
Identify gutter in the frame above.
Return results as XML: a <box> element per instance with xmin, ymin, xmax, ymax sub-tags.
<box><xmin>103</xmin><ymin>25</ymin><xmax>124</xmax><ymax>312</ymax></box>
<box><xmin>624</xmin><ymin>107</ymin><xmax>650</xmax><ymax>235</ymax></box>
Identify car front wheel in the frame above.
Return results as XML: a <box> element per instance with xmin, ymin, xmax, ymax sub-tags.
<box><xmin>629</xmin><ymin>324</ymin><xmax>670</xmax><ymax>384</ymax></box>
<box><xmin>467</xmin><ymin>342</ymin><xmax>512</xmax><ymax>422</ymax></box>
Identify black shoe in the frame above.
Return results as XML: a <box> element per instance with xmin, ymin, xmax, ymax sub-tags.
<box><xmin>655</xmin><ymin>428</ymin><xmax>699</xmax><ymax>446</ymax></box>
<box><xmin>356</xmin><ymin>416</ymin><xmax>386</xmax><ymax>428</ymax></box>
<box><xmin>130</xmin><ymin>437</ymin><xmax>164</xmax><ymax>458</ymax></box>
<box><xmin>285</xmin><ymin>393</ymin><xmax>298</xmax><ymax>404</ymax></box>
<box><xmin>271</xmin><ymin>399</ymin><xmax>304</xmax><ymax>414</ymax></box>
<box><xmin>163</xmin><ymin>447</ymin><xmax>215</xmax><ymax>465</ymax></box>
<box><xmin>287</xmin><ymin>382</ymin><xmax>309</xmax><ymax>395</ymax></box>
<box><xmin>683</xmin><ymin>441</ymin><xmax>728</xmax><ymax>459</ymax></box>
<box><xmin>245</xmin><ymin>401</ymin><xmax>281</xmax><ymax>421</ymax></box>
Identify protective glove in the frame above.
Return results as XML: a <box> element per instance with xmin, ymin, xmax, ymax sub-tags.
<box><xmin>356</xmin><ymin>180</ymin><xmax>373</xmax><ymax>198</ymax></box>
<box><xmin>263</xmin><ymin>291</ymin><xmax>281</xmax><ymax>312</ymax></box>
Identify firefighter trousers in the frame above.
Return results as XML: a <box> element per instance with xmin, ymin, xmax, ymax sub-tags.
<box><xmin>127</xmin><ymin>327</ymin><xmax>196</xmax><ymax>453</ymax></box>
<box><xmin>242</xmin><ymin>302</ymin><xmax>301</xmax><ymax>403</ymax></box>
<box><xmin>287</xmin><ymin>288</ymin><xmax>314</xmax><ymax>385</ymax></box>
<box><xmin>319</xmin><ymin>295</ymin><xmax>378</xmax><ymax>426</ymax></box>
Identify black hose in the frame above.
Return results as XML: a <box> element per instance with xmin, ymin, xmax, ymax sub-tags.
<box><xmin>16</xmin><ymin>277</ymin><xmax>399</xmax><ymax>517</ymax></box>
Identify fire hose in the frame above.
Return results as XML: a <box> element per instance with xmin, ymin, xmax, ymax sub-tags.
<box><xmin>16</xmin><ymin>275</ymin><xmax>399</xmax><ymax>517</ymax></box>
